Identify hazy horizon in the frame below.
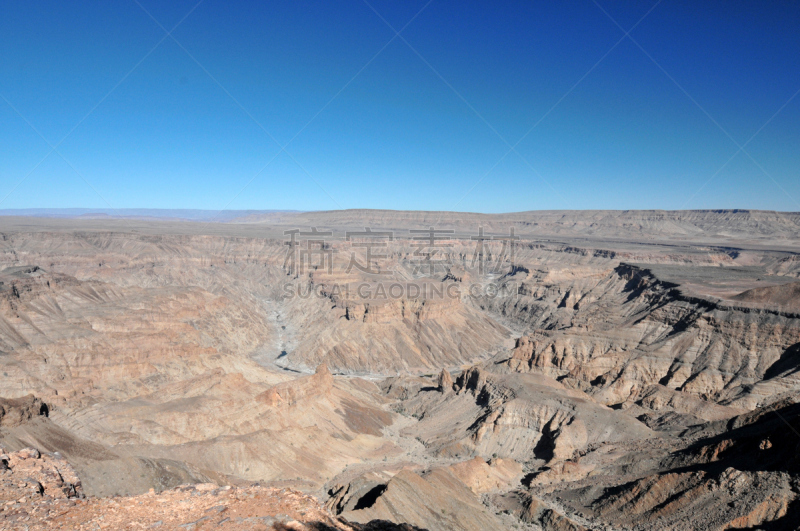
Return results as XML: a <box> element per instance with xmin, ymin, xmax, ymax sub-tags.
<box><xmin>2</xmin><ymin>206</ymin><xmax>800</xmax><ymax>223</ymax></box>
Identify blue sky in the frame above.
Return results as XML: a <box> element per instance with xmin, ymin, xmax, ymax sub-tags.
<box><xmin>1</xmin><ymin>0</ymin><xmax>799</xmax><ymax>213</ymax></box>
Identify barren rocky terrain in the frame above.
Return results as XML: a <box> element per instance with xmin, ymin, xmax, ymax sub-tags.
<box><xmin>0</xmin><ymin>209</ymin><xmax>798</xmax><ymax>530</ymax></box>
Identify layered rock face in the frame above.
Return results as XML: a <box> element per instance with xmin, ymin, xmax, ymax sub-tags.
<box><xmin>499</xmin><ymin>264</ymin><xmax>800</xmax><ymax>412</ymax></box>
<box><xmin>1</xmin><ymin>211</ymin><xmax>800</xmax><ymax>530</ymax></box>
<box><xmin>0</xmin><ymin>259</ymin><xmax>282</xmax><ymax>406</ymax></box>
<box><xmin>398</xmin><ymin>367</ymin><xmax>654</xmax><ymax>464</ymax></box>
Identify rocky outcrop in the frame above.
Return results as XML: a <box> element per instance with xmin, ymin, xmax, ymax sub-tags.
<box><xmin>436</xmin><ymin>369</ymin><xmax>453</xmax><ymax>394</ymax></box>
<box><xmin>0</xmin><ymin>446</ymin><xmax>84</xmax><ymax>521</ymax></box>
<box><xmin>446</xmin><ymin>456</ymin><xmax>523</xmax><ymax>494</ymax></box>
<box><xmin>338</xmin><ymin>467</ymin><xmax>503</xmax><ymax>531</ymax></box>
<box><xmin>2</xmin><ymin>472</ymin><xmax>424</xmax><ymax>530</ymax></box>
<box><xmin>0</xmin><ymin>395</ymin><xmax>48</xmax><ymax>427</ymax></box>
<box><xmin>341</xmin><ymin>292</ymin><xmax>461</xmax><ymax>324</ymax></box>
<box><xmin>257</xmin><ymin>363</ymin><xmax>334</xmax><ymax>406</ymax></box>
<box><xmin>515</xmin><ymin>493</ymin><xmax>587</xmax><ymax>531</ymax></box>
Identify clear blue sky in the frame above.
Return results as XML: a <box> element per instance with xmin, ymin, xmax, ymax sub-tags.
<box><xmin>2</xmin><ymin>0</ymin><xmax>799</xmax><ymax>213</ymax></box>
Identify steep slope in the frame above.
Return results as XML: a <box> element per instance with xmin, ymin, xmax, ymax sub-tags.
<box><xmin>497</xmin><ymin>264</ymin><xmax>800</xmax><ymax>412</ymax></box>
<box><xmin>280</xmin><ymin>279</ymin><xmax>512</xmax><ymax>374</ymax></box>
<box><xmin>391</xmin><ymin>367</ymin><xmax>654</xmax><ymax>466</ymax></box>
<box><xmin>553</xmin><ymin>398</ymin><xmax>800</xmax><ymax>530</ymax></box>
<box><xmin>732</xmin><ymin>281</ymin><xmax>800</xmax><ymax>311</ymax></box>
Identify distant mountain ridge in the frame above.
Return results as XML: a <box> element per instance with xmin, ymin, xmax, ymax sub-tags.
<box><xmin>240</xmin><ymin>208</ymin><xmax>800</xmax><ymax>244</ymax></box>
<box><xmin>0</xmin><ymin>208</ymin><xmax>300</xmax><ymax>222</ymax></box>
<box><xmin>1</xmin><ymin>208</ymin><xmax>799</xmax><ymax>244</ymax></box>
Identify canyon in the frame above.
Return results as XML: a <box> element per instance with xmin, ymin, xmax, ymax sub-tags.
<box><xmin>0</xmin><ymin>209</ymin><xmax>799</xmax><ymax>530</ymax></box>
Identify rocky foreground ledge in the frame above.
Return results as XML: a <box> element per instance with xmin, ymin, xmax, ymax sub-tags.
<box><xmin>0</xmin><ymin>447</ymin><xmax>421</xmax><ymax>531</ymax></box>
